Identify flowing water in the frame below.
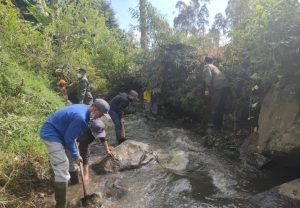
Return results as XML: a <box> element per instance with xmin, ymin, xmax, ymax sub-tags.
<box><xmin>64</xmin><ymin>114</ymin><xmax>299</xmax><ymax>208</ymax></box>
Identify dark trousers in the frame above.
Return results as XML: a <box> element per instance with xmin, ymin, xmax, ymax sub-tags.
<box><xmin>210</xmin><ymin>87</ymin><xmax>229</xmax><ymax>129</ymax></box>
<box><xmin>109</xmin><ymin>110</ymin><xmax>121</xmax><ymax>142</ymax></box>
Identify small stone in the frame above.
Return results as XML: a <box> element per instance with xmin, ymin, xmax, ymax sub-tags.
<box><xmin>38</xmin><ymin>193</ymin><xmax>45</xmax><ymax>198</ymax></box>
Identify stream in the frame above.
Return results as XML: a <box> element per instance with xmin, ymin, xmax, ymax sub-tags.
<box><xmin>59</xmin><ymin>114</ymin><xmax>299</xmax><ymax>208</ymax></box>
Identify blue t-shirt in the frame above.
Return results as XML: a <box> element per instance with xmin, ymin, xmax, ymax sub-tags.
<box><xmin>40</xmin><ymin>104</ymin><xmax>90</xmax><ymax>158</ymax></box>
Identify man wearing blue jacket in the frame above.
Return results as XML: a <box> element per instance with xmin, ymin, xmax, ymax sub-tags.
<box><xmin>40</xmin><ymin>99</ymin><xmax>111</xmax><ymax>208</ymax></box>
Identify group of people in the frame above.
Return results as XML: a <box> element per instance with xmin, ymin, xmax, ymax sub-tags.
<box><xmin>57</xmin><ymin>68</ymin><xmax>93</xmax><ymax>106</ymax></box>
<box><xmin>41</xmin><ymin>55</ymin><xmax>229</xmax><ymax>207</ymax></box>
<box><xmin>143</xmin><ymin>86</ymin><xmax>158</xmax><ymax>119</ymax></box>
<box><xmin>42</xmin><ymin>68</ymin><xmax>139</xmax><ymax>207</ymax></box>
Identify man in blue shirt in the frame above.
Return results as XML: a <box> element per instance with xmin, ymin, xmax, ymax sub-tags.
<box><xmin>40</xmin><ymin>99</ymin><xmax>110</xmax><ymax>208</ymax></box>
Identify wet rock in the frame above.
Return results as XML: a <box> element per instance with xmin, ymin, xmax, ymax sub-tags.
<box><xmin>69</xmin><ymin>193</ymin><xmax>102</xmax><ymax>208</ymax></box>
<box><xmin>240</xmin><ymin>135</ymin><xmax>271</xmax><ymax>169</ymax></box>
<box><xmin>91</xmin><ymin>140</ymin><xmax>155</xmax><ymax>174</ymax></box>
<box><xmin>250</xmin><ymin>179</ymin><xmax>300</xmax><ymax>208</ymax></box>
<box><xmin>257</xmin><ymin>87</ymin><xmax>300</xmax><ymax>165</ymax></box>
<box><xmin>81</xmin><ymin>193</ymin><xmax>102</xmax><ymax>208</ymax></box>
<box><xmin>103</xmin><ymin>180</ymin><xmax>129</xmax><ymax>200</ymax></box>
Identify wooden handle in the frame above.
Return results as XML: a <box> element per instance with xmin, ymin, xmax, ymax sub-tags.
<box><xmin>121</xmin><ymin>122</ymin><xmax>126</xmax><ymax>138</ymax></box>
<box><xmin>75</xmin><ymin>142</ymin><xmax>87</xmax><ymax>197</ymax></box>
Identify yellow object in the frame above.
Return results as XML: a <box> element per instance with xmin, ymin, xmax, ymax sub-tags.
<box><xmin>143</xmin><ymin>90</ymin><xmax>151</xmax><ymax>102</ymax></box>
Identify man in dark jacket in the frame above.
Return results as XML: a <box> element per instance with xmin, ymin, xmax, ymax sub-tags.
<box><xmin>40</xmin><ymin>99</ymin><xmax>110</xmax><ymax>208</ymax></box>
<box><xmin>203</xmin><ymin>56</ymin><xmax>230</xmax><ymax>134</ymax></box>
<box><xmin>109</xmin><ymin>90</ymin><xmax>139</xmax><ymax>144</ymax></box>
<box><xmin>77</xmin><ymin>118</ymin><xmax>114</xmax><ymax>183</ymax></box>
<box><xmin>77</xmin><ymin>68</ymin><xmax>93</xmax><ymax>105</ymax></box>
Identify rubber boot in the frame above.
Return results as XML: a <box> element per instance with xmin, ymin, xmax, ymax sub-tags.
<box><xmin>69</xmin><ymin>171</ymin><xmax>80</xmax><ymax>185</ymax></box>
<box><xmin>54</xmin><ymin>182</ymin><xmax>67</xmax><ymax>208</ymax></box>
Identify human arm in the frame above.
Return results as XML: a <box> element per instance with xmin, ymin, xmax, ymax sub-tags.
<box><xmin>64</xmin><ymin>119</ymin><xmax>86</xmax><ymax>159</ymax></box>
<box><xmin>100</xmin><ymin>138</ymin><xmax>114</xmax><ymax>157</ymax></box>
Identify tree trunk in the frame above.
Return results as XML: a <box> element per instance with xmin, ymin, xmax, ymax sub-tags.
<box><xmin>139</xmin><ymin>0</ymin><xmax>147</xmax><ymax>50</ymax></box>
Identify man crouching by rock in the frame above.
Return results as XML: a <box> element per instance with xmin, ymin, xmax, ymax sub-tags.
<box><xmin>77</xmin><ymin>116</ymin><xmax>115</xmax><ymax>183</ymax></box>
<box><xmin>39</xmin><ymin>98</ymin><xmax>111</xmax><ymax>208</ymax></box>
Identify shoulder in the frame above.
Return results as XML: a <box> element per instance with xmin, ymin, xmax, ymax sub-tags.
<box><xmin>79</xmin><ymin>77</ymin><xmax>89</xmax><ymax>83</ymax></box>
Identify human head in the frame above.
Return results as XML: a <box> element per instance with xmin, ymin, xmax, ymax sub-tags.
<box><xmin>58</xmin><ymin>79</ymin><xmax>67</xmax><ymax>86</ymax></box>
<box><xmin>128</xmin><ymin>90</ymin><xmax>139</xmax><ymax>102</ymax></box>
<box><xmin>204</xmin><ymin>56</ymin><xmax>213</xmax><ymax>64</ymax></box>
<box><xmin>90</xmin><ymin>118</ymin><xmax>106</xmax><ymax>139</ymax></box>
<box><xmin>77</xmin><ymin>68</ymin><xmax>87</xmax><ymax>78</ymax></box>
<box><xmin>89</xmin><ymin>98</ymin><xmax>111</xmax><ymax>119</ymax></box>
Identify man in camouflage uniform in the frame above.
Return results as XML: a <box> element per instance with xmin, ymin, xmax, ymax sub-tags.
<box><xmin>203</xmin><ymin>56</ymin><xmax>229</xmax><ymax>134</ymax></box>
<box><xmin>77</xmin><ymin>68</ymin><xmax>93</xmax><ymax>105</ymax></box>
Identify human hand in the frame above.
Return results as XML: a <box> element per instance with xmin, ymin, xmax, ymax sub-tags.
<box><xmin>106</xmin><ymin>149</ymin><xmax>115</xmax><ymax>157</ymax></box>
<box><xmin>121</xmin><ymin>118</ymin><xmax>125</xmax><ymax>124</ymax></box>
<box><xmin>75</xmin><ymin>156</ymin><xmax>83</xmax><ymax>164</ymax></box>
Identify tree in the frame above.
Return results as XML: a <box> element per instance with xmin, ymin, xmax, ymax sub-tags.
<box><xmin>130</xmin><ymin>0</ymin><xmax>173</xmax><ymax>49</ymax></box>
<box><xmin>139</xmin><ymin>0</ymin><xmax>148</xmax><ymax>49</ymax></box>
<box><xmin>97</xmin><ymin>0</ymin><xmax>119</xmax><ymax>29</ymax></box>
<box><xmin>225</xmin><ymin>0</ymin><xmax>251</xmax><ymax>28</ymax></box>
<box><xmin>197</xmin><ymin>3</ymin><xmax>209</xmax><ymax>34</ymax></box>
<box><xmin>174</xmin><ymin>0</ymin><xmax>211</xmax><ymax>35</ymax></box>
<box><xmin>209</xmin><ymin>12</ymin><xmax>226</xmax><ymax>46</ymax></box>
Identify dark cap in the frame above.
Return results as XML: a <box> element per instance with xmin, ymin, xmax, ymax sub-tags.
<box><xmin>90</xmin><ymin>118</ymin><xmax>106</xmax><ymax>138</ymax></box>
<box><xmin>78</xmin><ymin>68</ymin><xmax>87</xmax><ymax>73</ymax></box>
<box><xmin>93</xmin><ymin>98</ymin><xmax>111</xmax><ymax>119</ymax></box>
<box><xmin>129</xmin><ymin>90</ymin><xmax>139</xmax><ymax>101</ymax></box>
<box><xmin>204</xmin><ymin>56</ymin><xmax>213</xmax><ymax>64</ymax></box>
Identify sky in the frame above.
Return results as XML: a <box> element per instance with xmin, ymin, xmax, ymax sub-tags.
<box><xmin>109</xmin><ymin>0</ymin><xmax>229</xmax><ymax>31</ymax></box>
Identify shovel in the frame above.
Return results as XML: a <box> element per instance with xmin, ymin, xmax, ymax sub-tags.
<box><xmin>75</xmin><ymin>142</ymin><xmax>101</xmax><ymax>206</ymax></box>
<box><xmin>119</xmin><ymin>121</ymin><xmax>127</xmax><ymax>144</ymax></box>
<box><xmin>121</xmin><ymin>121</ymin><xmax>126</xmax><ymax>139</ymax></box>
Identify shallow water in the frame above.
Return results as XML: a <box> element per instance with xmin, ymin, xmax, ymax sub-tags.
<box><xmin>65</xmin><ymin>115</ymin><xmax>299</xmax><ymax>208</ymax></box>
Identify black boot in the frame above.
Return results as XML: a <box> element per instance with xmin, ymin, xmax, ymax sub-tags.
<box><xmin>69</xmin><ymin>171</ymin><xmax>79</xmax><ymax>185</ymax></box>
<box><xmin>54</xmin><ymin>182</ymin><xmax>67</xmax><ymax>208</ymax></box>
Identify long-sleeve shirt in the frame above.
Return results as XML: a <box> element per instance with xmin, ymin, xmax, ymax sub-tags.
<box><xmin>40</xmin><ymin>104</ymin><xmax>90</xmax><ymax>158</ymax></box>
<box><xmin>78</xmin><ymin>76</ymin><xmax>93</xmax><ymax>104</ymax></box>
<box><xmin>203</xmin><ymin>64</ymin><xmax>228</xmax><ymax>90</ymax></box>
<box><xmin>109</xmin><ymin>93</ymin><xmax>129</xmax><ymax>118</ymax></box>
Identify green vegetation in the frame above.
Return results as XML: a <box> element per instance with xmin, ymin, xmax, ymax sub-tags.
<box><xmin>0</xmin><ymin>0</ymin><xmax>300</xmax><ymax>206</ymax></box>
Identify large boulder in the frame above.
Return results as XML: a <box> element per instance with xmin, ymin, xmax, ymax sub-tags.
<box><xmin>91</xmin><ymin>140</ymin><xmax>155</xmax><ymax>174</ymax></box>
<box><xmin>250</xmin><ymin>179</ymin><xmax>300</xmax><ymax>208</ymax></box>
<box><xmin>257</xmin><ymin>87</ymin><xmax>300</xmax><ymax>164</ymax></box>
<box><xmin>239</xmin><ymin>135</ymin><xmax>271</xmax><ymax>168</ymax></box>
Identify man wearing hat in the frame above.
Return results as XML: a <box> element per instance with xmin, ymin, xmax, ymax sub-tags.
<box><xmin>40</xmin><ymin>99</ymin><xmax>111</xmax><ymax>208</ymax></box>
<box><xmin>109</xmin><ymin>90</ymin><xmax>139</xmax><ymax>144</ymax></box>
<box><xmin>77</xmin><ymin>118</ymin><xmax>114</xmax><ymax>183</ymax></box>
<box><xmin>77</xmin><ymin>67</ymin><xmax>93</xmax><ymax>105</ymax></box>
<box><xmin>203</xmin><ymin>56</ymin><xmax>230</xmax><ymax>134</ymax></box>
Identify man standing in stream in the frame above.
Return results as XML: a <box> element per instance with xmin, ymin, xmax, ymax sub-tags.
<box><xmin>109</xmin><ymin>90</ymin><xmax>139</xmax><ymax>144</ymax></box>
<box><xmin>39</xmin><ymin>99</ymin><xmax>111</xmax><ymax>208</ymax></box>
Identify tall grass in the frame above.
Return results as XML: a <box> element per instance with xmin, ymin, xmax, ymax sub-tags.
<box><xmin>0</xmin><ymin>49</ymin><xmax>63</xmax><ymax>207</ymax></box>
